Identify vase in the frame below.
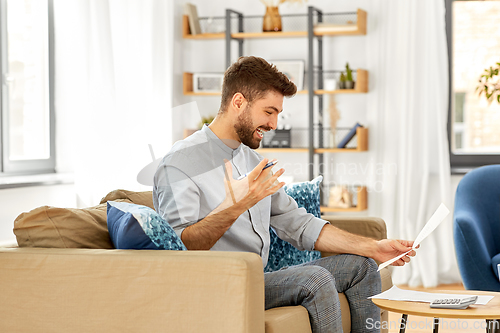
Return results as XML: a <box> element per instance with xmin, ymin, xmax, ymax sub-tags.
<box><xmin>263</xmin><ymin>6</ymin><xmax>282</xmax><ymax>32</ymax></box>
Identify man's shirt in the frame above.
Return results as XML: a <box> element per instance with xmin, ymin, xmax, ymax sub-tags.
<box><xmin>153</xmin><ymin>125</ymin><xmax>327</xmax><ymax>266</ymax></box>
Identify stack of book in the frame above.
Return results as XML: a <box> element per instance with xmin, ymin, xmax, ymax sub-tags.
<box><xmin>184</xmin><ymin>3</ymin><xmax>201</xmax><ymax>35</ymax></box>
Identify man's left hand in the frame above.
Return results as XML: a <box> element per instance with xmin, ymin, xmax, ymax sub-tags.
<box><xmin>373</xmin><ymin>239</ymin><xmax>417</xmax><ymax>266</ymax></box>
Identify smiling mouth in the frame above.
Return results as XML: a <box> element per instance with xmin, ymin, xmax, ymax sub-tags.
<box><xmin>256</xmin><ymin>128</ymin><xmax>266</xmax><ymax>139</ymax></box>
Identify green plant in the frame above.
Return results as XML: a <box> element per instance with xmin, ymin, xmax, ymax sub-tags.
<box><xmin>198</xmin><ymin>116</ymin><xmax>215</xmax><ymax>129</ymax></box>
<box><xmin>339</xmin><ymin>72</ymin><xmax>346</xmax><ymax>82</ymax></box>
<box><xmin>345</xmin><ymin>62</ymin><xmax>353</xmax><ymax>82</ymax></box>
<box><xmin>476</xmin><ymin>62</ymin><xmax>500</xmax><ymax>104</ymax></box>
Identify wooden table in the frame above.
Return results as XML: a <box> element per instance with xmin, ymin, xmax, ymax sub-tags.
<box><xmin>372</xmin><ymin>290</ymin><xmax>500</xmax><ymax>333</ymax></box>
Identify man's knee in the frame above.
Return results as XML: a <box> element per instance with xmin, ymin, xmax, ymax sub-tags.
<box><xmin>364</xmin><ymin>257</ymin><xmax>379</xmax><ymax>273</ymax></box>
<box><xmin>296</xmin><ymin>265</ymin><xmax>337</xmax><ymax>296</ymax></box>
<box><xmin>344</xmin><ymin>254</ymin><xmax>379</xmax><ymax>275</ymax></box>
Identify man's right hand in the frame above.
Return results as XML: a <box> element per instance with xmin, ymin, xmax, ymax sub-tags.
<box><xmin>219</xmin><ymin>158</ymin><xmax>285</xmax><ymax>213</ymax></box>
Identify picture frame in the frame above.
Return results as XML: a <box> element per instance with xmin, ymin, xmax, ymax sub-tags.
<box><xmin>193</xmin><ymin>73</ymin><xmax>224</xmax><ymax>93</ymax></box>
<box><xmin>270</xmin><ymin>60</ymin><xmax>305</xmax><ymax>91</ymax></box>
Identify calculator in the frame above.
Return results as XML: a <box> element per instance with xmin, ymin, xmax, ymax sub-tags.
<box><xmin>430</xmin><ymin>296</ymin><xmax>478</xmax><ymax>309</ymax></box>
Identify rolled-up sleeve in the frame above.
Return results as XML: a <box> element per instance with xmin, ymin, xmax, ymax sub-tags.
<box><xmin>269</xmin><ymin>188</ymin><xmax>328</xmax><ymax>251</ymax></box>
<box><xmin>153</xmin><ymin>164</ymin><xmax>201</xmax><ymax>239</ymax></box>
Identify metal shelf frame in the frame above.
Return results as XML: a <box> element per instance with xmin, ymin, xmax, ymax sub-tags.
<box><xmin>220</xmin><ymin>7</ymin><xmax>367</xmax><ymax>208</ymax></box>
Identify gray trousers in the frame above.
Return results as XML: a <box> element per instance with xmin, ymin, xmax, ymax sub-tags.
<box><xmin>265</xmin><ymin>254</ymin><xmax>381</xmax><ymax>333</ymax></box>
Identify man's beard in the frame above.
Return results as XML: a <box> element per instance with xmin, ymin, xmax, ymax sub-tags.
<box><xmin>234</xmin><ymin>108</ymin><xmax>269</xmax><ymax>149</ymax></box>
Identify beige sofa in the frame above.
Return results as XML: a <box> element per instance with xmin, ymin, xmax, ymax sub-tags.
<box><xmin>1</xmin><ymin>190</ymin><xmax>392</xmax><ymax>333</ymax></box>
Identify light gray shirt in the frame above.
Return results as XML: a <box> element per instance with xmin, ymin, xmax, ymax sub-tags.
<box><xmin>153</xmin><ymin>125</ymin><xmax>327</xmax><ymax>266</ymax></box>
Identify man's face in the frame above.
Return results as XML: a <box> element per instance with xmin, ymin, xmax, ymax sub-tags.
<box><xmin>234</xmin><ymin>91</ymin><xmax>284</xmax><ymax>149</ymax></box>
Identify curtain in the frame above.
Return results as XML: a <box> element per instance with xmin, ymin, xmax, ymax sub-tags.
<box><xmin>366</xmin><ymin>0</ymin><xmax>461</xmax><ymax>287</ymax></box>
<box><xmin>54</xmin><ymin>0</ymin><xmax>173</xmax><ymax>207</ymax></box>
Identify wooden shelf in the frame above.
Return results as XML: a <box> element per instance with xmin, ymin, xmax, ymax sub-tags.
<box><xmin>255</xmin><ymin>128</ymin><xmax>368</xmax><ymax>153</ymax></box>
<box><xmin>183</xmin><ymin>69</ymin><xmax>368</xmax><ymax>95</ymax></box>
<box><xmin>321</xmin><ymin>186</ymin><xmax>367</xmax><ymax>213</ymax></box>
<box><xmin>182</xmin><ymin>16</ymin><xmax>225</xmax><ymax>39</ymax></box>
<box><xmin>315</xmin><ymin>9</ymin><xmax>367</xmax><ymax>36</ymax></box>
<box><xmin>316</xmin><ymin>127</ymin><xmax>368</xmax><ymax>153</ymax></box>
<box><xmin>232</xmin><ymin>31</ymin><xmax>308</xmax><ymax>39</ymax></box>
<box><xmin>296</xmin><ymin>69</ymin><xmax>368</xmax><ymax>94</ymax></box>
<box><xmin>183</xmin><ymin>72</ymin><xmax>221</xmax><ymax>96</ymax></box>
<box><xmin>257</xmin><ymin>148</ymin><xmax>309</xmax><ymax>153</ymax></box>
<box><xmin>182</xmin><ymin>9</ymin><xmax>367</xmax><ymax>39</ymax></box>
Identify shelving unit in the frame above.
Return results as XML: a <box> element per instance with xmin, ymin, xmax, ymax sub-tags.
<box><xmin>182</xmin><ymin>7</ymin><xmax>369</xmax><ymax>213</ymax></box>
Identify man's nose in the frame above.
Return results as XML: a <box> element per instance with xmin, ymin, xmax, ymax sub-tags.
<box><xmin>268</xmin><ymin>114</ymin><xmax>278</xmax><ymax>130</ymax></box>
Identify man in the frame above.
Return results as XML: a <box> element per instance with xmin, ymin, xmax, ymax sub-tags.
<box><xmin>154</xmin><ymin>56</ymin><xmax>415</xmax><ymax>332</ymax></box>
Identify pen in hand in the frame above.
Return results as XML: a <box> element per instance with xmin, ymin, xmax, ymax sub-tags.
<box><xmin>237</xmin><ymin>159</ymin><xmax>278</xmax><ymax>180</ymax></box>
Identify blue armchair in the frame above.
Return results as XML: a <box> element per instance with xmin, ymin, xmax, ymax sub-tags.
<box><xmin>454</xmin><ymin>165</ymin><xmax>500</xmax><ymax>291</ymax></box>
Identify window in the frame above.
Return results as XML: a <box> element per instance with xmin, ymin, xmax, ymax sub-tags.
<box><xmin>0</xmin><ymin>0</ymin><xmax>55</xmax><ymax>174</ymax></box>
<box><xmin>446</xmin><ymin>0</ymin><xmax>500</xmax><ymax>171</ymax></box>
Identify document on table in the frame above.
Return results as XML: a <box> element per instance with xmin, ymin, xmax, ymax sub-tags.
<box><xmin>377</xmin><ymin>203</ymin><xmax>450</xmax><ymax>271</ymax></box>
<box><xmin>370</xmin><ymin>286</ymin><xmax>494</xmax><ymax>305</ymax></box>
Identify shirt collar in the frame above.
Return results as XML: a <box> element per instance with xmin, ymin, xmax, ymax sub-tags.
<box><xmin>202</xmin><ymin>124</ymin><xmax>242</xmax><ymax>155</ymax></box>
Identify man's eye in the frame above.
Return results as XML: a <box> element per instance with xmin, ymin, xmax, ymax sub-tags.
<box><xmin>266</xmin><ymin>111</ymin><xmax>272</xmax><ymax>115</ymax></box>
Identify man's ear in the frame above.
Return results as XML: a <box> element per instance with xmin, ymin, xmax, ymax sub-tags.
<box><xmin>230</xmin><ymin>93</ymin><xmax>247</xmax><ymax>112</ymax></box>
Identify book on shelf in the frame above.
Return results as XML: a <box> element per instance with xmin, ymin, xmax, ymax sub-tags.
<box><xmin>314</xmin><ymin>23</ymin><xmax>357</xmax><ymax>33</ymax></box>
<box><xmin>337</xmin><ymin>123</ymin><xmax>363</xmax><ymax>148</ymax></box>
<box><xmin>184</xmin><ymin>3</ymin><xmax>202</xmax><ymax>35</ymax></box>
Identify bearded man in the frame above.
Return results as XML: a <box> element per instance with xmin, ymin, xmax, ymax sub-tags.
<box><xmin>153</xmin><ymin>56</ymin><xmax>415</xmax><ymax>333</ymax></box>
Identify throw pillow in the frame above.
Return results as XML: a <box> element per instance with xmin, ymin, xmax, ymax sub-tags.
<box><xmin>107</xmin><ymin>201</ymin><xmax>186</xmax><ymax>250</ymax></box>
<box><xmin>265</xmin><ymin>176</ymin><xmax>323</xmax><ymax>273</ymax></box>
<box><xmin>101</xmin><ymin>189</ymin><xmax>154</xmax><ymax>209</ymax></box>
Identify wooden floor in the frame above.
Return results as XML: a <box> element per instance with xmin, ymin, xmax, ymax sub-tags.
<box><xmin>387</xmin><ymin>284</ymin><xmax>492</xmax><ymax>333</ymax></box>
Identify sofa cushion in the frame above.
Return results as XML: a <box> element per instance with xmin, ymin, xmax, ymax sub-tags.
<box><xmin>265</xmin><ymin>306</ymin><xmax>312</xmax><ymax>333</ymax></box>
<box><xmin>13</xmin><ymin>200</ymin><xmax>135</xmax><ymax>249</ymax></box>
<box><xmin>265</xmin><ymin>176</ymin><xmax>323</xmax><ymax>272</ymax></box>
<box><xmin>107</xmin><ymin>201</ymin><xmax>186</xmax><ymax>250</ymax></box>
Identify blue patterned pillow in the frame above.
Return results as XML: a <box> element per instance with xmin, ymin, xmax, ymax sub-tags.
<box><xmin>107</xmin><ymin>201</ymin><xmax>186</xmax><ymax>250</ymax></box>
<box><xmin>265</xmin><ymin>176</ymin><xmax>323</xmax><ymax>272</ymax></box>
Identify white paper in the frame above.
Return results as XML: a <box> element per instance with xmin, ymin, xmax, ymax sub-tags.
<box><xmin>377</xmin><ymin>203</ymin><xmax>450</xmax><ymax>271</ymax></box>
<box><xmin>370</xmin><ymin>286</ymin><xmax>494</xmax><ymax>305</ymax></box>
<box><xmin>377</xmin><ymin>250</ymin><xmax>412</xmax><ymax>270</ymax></box>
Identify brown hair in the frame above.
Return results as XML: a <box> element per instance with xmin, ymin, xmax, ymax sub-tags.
<box><xmin>219</xmin><ymin>56</ymin><xmax>297</xmax><ymax>113</ymax></box>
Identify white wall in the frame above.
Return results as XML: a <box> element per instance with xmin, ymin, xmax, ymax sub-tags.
<box><xmin>0</xmin><ymin>184</ymin><xmax>77</xmax><ymax>243</ymax></box>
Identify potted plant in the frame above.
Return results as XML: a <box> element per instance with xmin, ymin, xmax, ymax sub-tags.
<box><xmin>339</xmin><ymin>72</ymin><xmax>346</xmax><ymax>89</ymax></box>
<box><xmin>345</xmin><ymin>62</ymin><xmax>355</xmax><ymax>89</ymax></box>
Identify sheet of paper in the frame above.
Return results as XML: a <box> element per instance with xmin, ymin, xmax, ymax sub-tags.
<box><xmin>377</xmin><ymin>250</ymin><xmax>412</xmax><ymax>270</ymax></box>
<box><xmin>370</xmin><ymin>286</ymin><xmax>494</xmax><ymax>305</ymax></box>
<box><xmin>377</xmin><ymin>203</ymin><xmax>450</xmax><ymax>271</ymax></box>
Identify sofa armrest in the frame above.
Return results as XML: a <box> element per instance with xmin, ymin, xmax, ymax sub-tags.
<box><xmin>322</xmin><ymin>216</ymin><xmax>387</xmax><ymax>240</ymax></box>
<box><xmin>319</xmin><ymin>216</ymin><xmax>387</xmax><ymax>261</ymax></box>
<box><xmin>0</xmin><ymin>248</ymin><xmax>265</xmax><ymax>333</ymax></box>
